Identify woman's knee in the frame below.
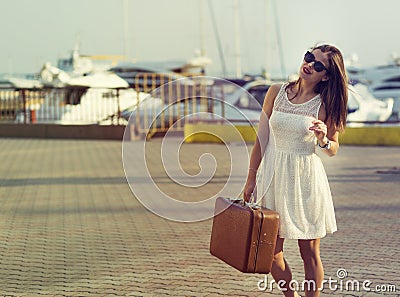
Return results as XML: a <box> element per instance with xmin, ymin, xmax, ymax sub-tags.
<box><xmin>298</xmin><ymin>239</ymin><xmax>321</xmax><ymax>262</ymax></box>
<box><xmin>273</xmin><ymin>237</ymin><xmax>285</xmax><ymax>260</ymax></box>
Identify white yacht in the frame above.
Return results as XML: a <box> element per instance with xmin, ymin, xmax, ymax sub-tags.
<box><xmin>347</xmin><ymin>83</ymin><xmax>394</xmax><ymax>123</ymax></box>
<box><xmin>9</xmin><ymin>45</ymin><xmax>147</xmax><ymax>124</ymax></box>
<box><xmin>348</xmin><ymin>63</ymin><xmax>400</xmax><ymax>86</ymax></box>
<box><xmin>349</xmin><ymin>64</ymin><xmax>400</xmax><ymax>102</ymax></box>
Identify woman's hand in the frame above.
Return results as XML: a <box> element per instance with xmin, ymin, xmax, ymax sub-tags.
<box><xmin>243</xmin><ymin>175</ymin><xmax>256</xmax><ymax>203</ymax></box>
<box><xmin>309</xmin><ymin>119</ymin><xmax>328</xmax><ymax>143</ymax></box>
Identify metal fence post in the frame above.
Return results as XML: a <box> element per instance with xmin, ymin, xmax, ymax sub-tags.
<box><xmin>116</xmin><ymin>88</ymin><xmax>121</xmax><ymax>125</ymax></box>
<box><xmin>21</xmin><ymin>89</ymin><xmax>27</xmax><ymax>124</ymax></box>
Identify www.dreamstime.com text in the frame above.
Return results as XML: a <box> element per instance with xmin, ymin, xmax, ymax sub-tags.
<box><xmin>257</xmin><ymin>268</ymin><xmax>397</xmax><ymax>293</ymax></box>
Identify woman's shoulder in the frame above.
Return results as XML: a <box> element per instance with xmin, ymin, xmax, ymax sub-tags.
<box><xmin>262</xmin><ymin>83</ymin><xmax>286</xmax><ymax>115</ymax></box>
<box><xmin>268</xmin><ymin>83</ymin><xmax>285</xmax><ymax>97</ymax></box>
<box><xmin>270</xmin><ymin>83</ymin><xmax>285</xmax><ymax>90</ymax></box>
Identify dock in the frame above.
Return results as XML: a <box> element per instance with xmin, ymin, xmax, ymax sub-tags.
<box><xmin>0</xmin><ymin>138</ymin><xmax>398</xmax><ymax>296</ymax></box>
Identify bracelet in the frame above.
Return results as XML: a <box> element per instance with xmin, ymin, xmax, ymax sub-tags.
<box><xmin>248</xmin><ymin>168</ymin><xmax>257</xmax><ymax>173</ymax></box>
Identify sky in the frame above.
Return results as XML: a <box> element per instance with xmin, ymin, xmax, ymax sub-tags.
<box><xmin>2</xmin><ymin>0</ymin><xmax>400</xmax><ymax>79</ymax></box>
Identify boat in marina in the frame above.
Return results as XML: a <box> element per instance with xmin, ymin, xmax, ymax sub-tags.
<box><xmin>347</xmin><ymin>83</ymin><xmax>394</xmax><ymax>123</ymax></box>
<box><xmin>346</xmin><ymin>56</ymin><xmax>400</xmax><ymax>120</ymax></box>
<box><xmin>368</xmin><ymin>81</ymin><xmax>400</xmax><ymax>100</ymax></box>
<box><xmin>348</xmin><ymin>63</ymin><xmax>400</xmax><ymax>86</ymax></box>
<box><xmin>110</xmin><ymin>55</ymin><xmax>211</xmax><ymax>92</ymax></box>
<box><xmin>28</xmin><ymin>87</ymin><xmax>147</xmax><ymax>125</ymax></box>
<box><xmin>348</xmin><ymin>64</ymin><xmax>400</xmax><ymax>105</ymax></box>
<box><xmin>1</xmin><ymin>47</ymin><xmax>148</xmax><ymax>124</ymax></box>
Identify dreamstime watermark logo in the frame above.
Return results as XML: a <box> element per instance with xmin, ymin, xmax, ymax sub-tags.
<box><xmin>257</xmin><ymin>268</ymin><xmax>397</xmax><ymax>293</ymax></box>
<box><xmin>122</xmin><ymin>76</ymin><xmax>275</xmax><ymax>222</ymax></box>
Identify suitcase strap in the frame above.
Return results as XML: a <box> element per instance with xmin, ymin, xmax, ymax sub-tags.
<box><xmin>248</xmin><ymin>206</ymin><xmax>264</xmax><ymax>272</ymax></box>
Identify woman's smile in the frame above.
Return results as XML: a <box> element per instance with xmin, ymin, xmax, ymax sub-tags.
<box><xmin>302</xmin><ymin>66</ymin><xmax>312</xmax><ymax>75</ymax></box>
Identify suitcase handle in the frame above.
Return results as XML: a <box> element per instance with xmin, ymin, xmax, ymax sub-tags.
<box><xmin>230</xmin><ymin>197</ymin><xmax>262</xmax><ymax>210</ymax></box>
<box><xmin>244</xmin><ymin>192</ymin><xmax>262</xmax><ymax>208</ymax></box>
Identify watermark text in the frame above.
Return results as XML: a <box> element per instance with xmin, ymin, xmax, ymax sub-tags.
<box><xmin>257</xmin><ymin>268</ymin><xmax>397</xmax><ymax>293</ymax></box>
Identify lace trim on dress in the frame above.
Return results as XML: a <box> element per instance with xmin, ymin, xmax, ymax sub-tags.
<box><xmin>273</xmin><ymin>83</ymin><xmax>322</xmax><ymax>118</ymax></box>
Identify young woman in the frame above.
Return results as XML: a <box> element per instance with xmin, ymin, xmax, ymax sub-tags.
<box><xmin>243</xmin><ymin>44</ymin><xmax>348</xmax><ymax>297</ymax></box>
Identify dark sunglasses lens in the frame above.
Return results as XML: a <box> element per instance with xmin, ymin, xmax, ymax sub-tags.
<box><xmin>304</xmin><ymin>51</ymin><xmax>328</xmax><ymax>73</ymax></box>
<box><xmin>314</xmin><ymin>62</ymin><xmax>325</xmax><ymax>72</ymax></box>
<box><xmin>304</xmin><ymin>51</ymin><xmax>314</xmax><ymax>63</ymax></box>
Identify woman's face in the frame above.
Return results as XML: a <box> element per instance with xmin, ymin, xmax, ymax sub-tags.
<box><xmin>299</xmin><ymin>49</ymin><xmax>330</xmax><ymax>83</ymax></box>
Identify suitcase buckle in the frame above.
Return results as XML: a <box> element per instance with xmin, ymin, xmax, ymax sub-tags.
<box><xmin>227</xmin><ymin>197</ymin><xmax>261</xmax><ymax>209</ymax></box>
<box><xmin>247</xmin><ymin>203</ymin><xmax>261</xmax><ymax>210</ymax></box>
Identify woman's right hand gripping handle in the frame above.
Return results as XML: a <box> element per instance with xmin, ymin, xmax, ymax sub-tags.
<box><xmin>243</xmin><ymin>170</ymin><xmax>257</xmax><ymax>203</ymax></box>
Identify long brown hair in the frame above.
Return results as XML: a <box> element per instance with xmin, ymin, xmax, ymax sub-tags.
<box><xmin>287</xmin><ymin>44</ymin><xmax>348</xmax><ymax>132</ymax></box>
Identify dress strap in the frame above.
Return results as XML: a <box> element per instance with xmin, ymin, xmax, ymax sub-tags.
<box><xmin>273</xmin><ymin>82</ymin><xmax>289</xmax><ymax>109</ymax></box>
<box><xmin>273</xmin><ymin>82</ymin><xmax>322</xmax><ymax>119</ymax></box>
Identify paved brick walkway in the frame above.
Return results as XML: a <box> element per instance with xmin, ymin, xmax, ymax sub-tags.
<box><xmin>0</xmin><ymin>138</ymin><xmax>399</xmax><ymax>296</ymax></box>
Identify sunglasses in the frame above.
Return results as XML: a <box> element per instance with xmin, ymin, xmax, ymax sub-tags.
<box><xmin>304</xmin><ymin>51</ymin><xmax>329</xmax><ymax>73</ymax></box>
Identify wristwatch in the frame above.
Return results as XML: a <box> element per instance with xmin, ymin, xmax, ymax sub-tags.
<box><xmin>318</xmin><ymin>139</ymin><xmax>331</xmax><ymax>150</ymax></box>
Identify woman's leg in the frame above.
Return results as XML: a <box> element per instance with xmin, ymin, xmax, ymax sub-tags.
<box><xmin>298</xmin><ymin>239</ymin><xmax>324</xmax><ymax>297</ymax></box>
<box><xmin>271</xmin><ymin>237</ymin><xmax>300</xmax><ymax>297</ymax></box>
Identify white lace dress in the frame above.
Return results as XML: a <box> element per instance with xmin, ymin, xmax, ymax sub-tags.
<box><xmin>261</xmin><ymin>83</ymin><xmax>337</xmax><ymax>239</ymax></box>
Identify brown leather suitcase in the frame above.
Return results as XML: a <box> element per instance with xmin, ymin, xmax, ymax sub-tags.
<box><xmin>210</xmin><ymin>197</ymin><xmax>279</xmax><ymax>274</ymax></box>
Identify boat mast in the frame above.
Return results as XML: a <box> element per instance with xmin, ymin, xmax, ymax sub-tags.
<box><xmin>122</xmin><ymin>0</ymin><xmax>129</xmax><ymax>59</ymax></box>
<box><xmin>199</xmin><ymin>0</ymin><xmax>206</xmax><ymax>57</ymax></box>
<box><xmin>233</xmin><ymin>0</ymin><xmax>242</xmax><ymax>78</ymax></box>
<box><xmin>208</xmin><ymin>0</ymin><xmax>227</xmax><ymax>77</ymax></box>
<box><xmin>264</xmin><ymin>0</ymin><xmax>270</xmax><ymax>79</ymax></box>
<box><xmin>272</xmin><ymin>0</ymin><xmax>286</xmax><ymax>79</ymax></box>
